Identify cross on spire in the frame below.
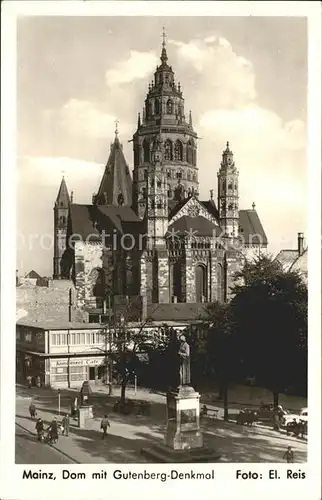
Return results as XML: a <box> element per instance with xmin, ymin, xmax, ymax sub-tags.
<box><xmin>162</xmin><ymin>26</ymin><xmax>167</xmax><ymax>48</ymax></box>
<box><xmin>115</xmin><ymin>119</ymin><xmax>119</xmax><ymax>138</ymax></box>
<box><xmin>61</xmin><ymin>169</ymin><xmax>65</xmax><ymax>178</ymax></box>
<box><xmin>160</xmin><ymin>27</ymin><xmax>168</xmax><ymax>65</ymax></box>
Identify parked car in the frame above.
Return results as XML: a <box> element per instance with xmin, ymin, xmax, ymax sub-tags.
<box><xmin>286</xmin><ymin>419</ymin><xmax>307</xmax><ymax>438</ymax></box>
<box><xmin>236</xmin><ymin>408</ymin><xmax>258</xmax><ymax>426</ymax></box>
<box><xmin>282</xmin><ymin>407</ymin><xmax>308</xmax><ymax>426</ymax></box>
<box><xmin>257</xmin><ymin>403</ymin><xmax>287</xmax><ymax>422</ymax></box>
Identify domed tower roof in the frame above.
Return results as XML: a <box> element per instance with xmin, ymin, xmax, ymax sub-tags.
<box><xmin>132</xmin><ymin>30</ymin><xmax>199</xmax><ymax>218</ymax></box>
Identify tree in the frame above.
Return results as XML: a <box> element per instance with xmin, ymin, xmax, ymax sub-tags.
<box><xmin>107</xmin><ymin>302</ymin><xmax>169</xmax><ymax>408</ymax></box>
<box><xmin>230</xmin><ymin>254</ymin><xmax>308</xmax><ymax>406</ymax></box>
<box><xmin>200</xmin><ymin>301</ymin><xmax>236</xmax><ymax>420</ymax></box>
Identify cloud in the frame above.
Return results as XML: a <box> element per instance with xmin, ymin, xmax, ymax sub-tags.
<box><xmin>18</xmin><ymin>155</ymin><xmax>103</xmax><ymax>193</ymax></box>
<box><xmin>44</xmin><ymin>98</ymin><xmax>134</xmax><ymax>144</ymax></box>
<box><xmin>44</xmin><ymin>99</ymin><xmax>128</xmax><ymax>139</ymax></box>
<box><xmin>105</xmin><ymin>50</ymin><xmax>158</xmax><ymax>86</ymax></box>
<box><xmin>169</xmin><ymin>36</ymin><xmax>256</xmax><ymax>107</ymax></box>
<box><xmin>199</xmin><ymin>105</ymin><xmax>306</xmax><ymax>154</ymax></box>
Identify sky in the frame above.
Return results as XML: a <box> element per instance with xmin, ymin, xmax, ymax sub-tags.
<box><xmin>16</xmin><ymin>16</ymin><xmax>308</xmax><ymax>276</ymax></box>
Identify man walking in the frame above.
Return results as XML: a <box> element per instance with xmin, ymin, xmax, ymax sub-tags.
<box><xmin>61</xmin><ymin>413</ymin><xmax>70</xmax><ymax>437</ymax></box>
<box><xmin>283</xmin><ymin>446</ymin><xmax>294</xmax><ymax>463</ymax></box>
<box><xmin>29</xmin><ymin>401</ymin><xmax>37</xmax><ymax>419</ymax></box>
<box><xmin>100</xmin><ymin>415</ymin><xmax>110</xmax><ymax>440</ymax></box>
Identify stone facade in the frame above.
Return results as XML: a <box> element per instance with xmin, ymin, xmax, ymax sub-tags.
<box><xmin>53</xmin><ymin>35</ymin><xmax>268</xmax><ymax>321</ymax></box>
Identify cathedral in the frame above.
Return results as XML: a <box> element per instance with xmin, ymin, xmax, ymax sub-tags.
<box><xmin>53</xmin><ymin>35</ymin><xmax>268</xmax><ymax>323</ymax></box>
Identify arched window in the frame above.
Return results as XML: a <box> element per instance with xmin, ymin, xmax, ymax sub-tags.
<box><xmin>217</xmin><ymin>263</ymin><xmax>225</xmax><ymax>302</ymax></box>
<box><xmin>60</xmin><ymin>216</ymin><xmax>66</xmax><ymax>225</ymax></box>
<box><xmin>90</xmin><ymin>268</ymin><xmax>105</xmax><ymax>307</ymax></box>
<box><xmin>172</xmin><ymin>261</ymin><xmax>183</xmax><ymax>301</ymax></box>
<box><xmin>195</xmin><ymin>265</ymin><xmax>207</xmax><ymax>303</ymax></box>
<box><xmin>143</xmin><ymin>140</ymin><xmax>150</xmax><ymax>162</ymax></box>
<box><xmin>192</xmin><ymin>148</ymin><xmax>197</xmax><ymax>166</ymax></box>
<box><xmin>155</xmin><ymin>99</ymin><xmax>160</xmax><ymax>115</ymax></box>
<box><xmin>164</xmin><ymin>139</ymin><xmax>173</xmax><ymax>161</ymax></box>
<box><xmin>167</xmin><ymin>99</ymin><xmax>173</xmax><ymax>114</ymax></box>
<box><xmin>187</xmin><ymin>140</ymin><xmax>193</xmax><ymax>164</ymax></box>
<box><xmin>228</xmin><ymin>182</ymin><xmax>233</xmax><ymax>190</ymax></box>
<box><xmin>174</xmin><ymin>140</ymin><xmax>183</xmax><ymax>161</ymax></box>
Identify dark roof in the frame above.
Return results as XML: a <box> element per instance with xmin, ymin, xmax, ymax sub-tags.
<box><xmin>17</xmin><ymin>319</ymin><xmax>103</xmax><ymax>330</ymax></box>
<box><xmin>25</xmin><ymin>270</ymin><xmax>42</xmax><ymax>279</ymax></box>
<box><xmin>167</xmin><ymin>215</ymin><xmax>220</xmax><ymax>237</ymax></box>
<box><xmin>147</xmin><ymin>303</ymin><xmax>206</xmax><ymax>322</ymax></box>
<box><xmin>168</xmin><ymin>197</ymin><xmax>189</xmax><ymax>219</ymax></box>
<box><xmin>239</xmin><ymin>209</ymin><xmax>268</xmax><ymax>245</ymax></box>
<box><xmin>55</xmin><ymin>177</ymin><xmax>70</xmax><ymax>207</ymax></box>
<box><xmin>275</xmin><ymin>249</ymin><xmax>299</xmax><ymax>270</ymax></box>
<box><xmin>69</xmin><ymin>204</ymin><xmax>141</xmax><ymax>240</ymax></box>
<box><xmin>200</xmin><ymin>200</ymin><xmax>219</xmax><ymax>220</ymax></box>
<box><xmin>96</xmin><ymin>136</ymin><xmax>132</xmax><ymax>206</ymax></box>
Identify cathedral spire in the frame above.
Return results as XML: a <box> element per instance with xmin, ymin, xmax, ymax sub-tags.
<box><xmin>55</xmin><ymin>175</ymin><xmax>70</xmax><ymax>207</ymax></box>
<box><xmin>160</xmin><ymin>26</ymin><xmax>168</xmax><ymax>65</ymax></box>
<box><xmin>95</xmin><ymin>128</ymin><xmax>132</xmax><ymax>206</ymax></box>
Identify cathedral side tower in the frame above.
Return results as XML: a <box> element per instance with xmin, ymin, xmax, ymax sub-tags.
<box><xmin>140</xmin><ymin>133</ymin><xmax>170</xmax><ymax>304</ymax></box>
<box><xmin>217</xmin><ymin>142</ymin><xmax>239</xmax><ymax>240</ymax></box>
<box><xmin>132</xmin><ymin>31</ymin><xmax>199</xmax><ymax>218</ymax></box>
<box><xmin>53</xmin><ymin>176</ymin><xmax>70</xmax><ymax>279</ymax></box>
<box><xmin>146</xmin><ymin>134</ymin><xmax>169</xmax><ymax>248</ymax></box>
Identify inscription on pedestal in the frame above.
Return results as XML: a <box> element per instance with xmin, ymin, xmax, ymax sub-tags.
<box><xmin>181</xmin><ymin>409</ymin><xmax>196</xmax><ymax>424</ymax></box>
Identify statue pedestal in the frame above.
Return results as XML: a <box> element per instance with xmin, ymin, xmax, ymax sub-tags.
<box><xmin>141</xmin><ymin>385</ymin><xmax>221</xmax><ymax>463</ymax></box>
<box><xmin>165</xmin><ymin>386</ymin><xmax>203</xmax><ymax>450</ymax></box>
<box><xmin>78</xmin><ymin>405</ymin><xmax>93</xmax><ymax>429</ymax></box>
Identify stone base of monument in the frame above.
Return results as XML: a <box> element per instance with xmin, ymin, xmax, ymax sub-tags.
<box><xmin>141</xmin><ymin>386</ymin><xmax>221</xmax><ymax>463</ymax></box>
<box><xmin>78</xmin><ymin>405</ymin><xmax>93</xmax><ymax>429</ymax></box>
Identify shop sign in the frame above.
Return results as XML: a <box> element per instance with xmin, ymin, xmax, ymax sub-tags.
<box><xmin>50</xmin><ymin>357</ymin><xmax>104</xmax><ymax>368</ymax></box>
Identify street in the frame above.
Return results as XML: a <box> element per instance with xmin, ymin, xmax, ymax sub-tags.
<box><xmin>15</xmin><ymin>384</ymin><xmax>307</xmax><ymax>464</ymax></box>
<box><xmin>15</xmin><ymin>424</ymin><xmax>73</xmax><ymax>464</ymax></box>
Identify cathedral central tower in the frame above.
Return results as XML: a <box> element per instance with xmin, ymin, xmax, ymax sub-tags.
<box><xmin>132</xmin><ymin>32</ymin><xmax>199</xmax><ymax>218</ymax></box>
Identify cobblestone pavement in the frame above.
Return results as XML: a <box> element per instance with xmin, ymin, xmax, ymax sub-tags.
<box><xmin>16</xmin><ymin>384</ymin><xmax>307</xmax><ymax>464</ymax></box>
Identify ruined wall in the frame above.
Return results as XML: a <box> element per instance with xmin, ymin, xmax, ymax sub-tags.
<box><xmin>157</xmin><ymin>249</ymin><xmax>170</xmax><ymax>303</ymax></box>
<box><xmin>74</xmin><ymin>241</ymin><xmax>103</xmax><ymax>309</ymax></box>
<box><xmin>16</xmin><ymin>280</ymin><xmax>85</xmax><ymax>323</ymax></box>
<box><xmin>225</xmin><ymin>250</ymin><xmax>242</xmax><ymax>301</ymax></box>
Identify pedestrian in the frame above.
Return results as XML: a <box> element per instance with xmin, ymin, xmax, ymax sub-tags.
<box><xmin>273</xmin><ymin>411</ymin><xmax>280</xmax><ymax>432</ymax></box>
<box><xmin>283</xmin><ymin>446</ymin><xmax>294</xmax><ymax>463</ymax></box>
<box><xmin>29</xmin><ymin>401</ymin><xmax>37</xmax><ymax>419</ymax></box>
<box><xmin>47</xmin><ymin>418</ymin><xmax>59</xmax><ymax>444</ymax></box>
<box><xmin>100</xmin><ymin>415</ymin><xmax>110</xmax><ymax>440</ymax></box>
<box><xmin>35</xmin><ymin>418</ymin><xmax>44</xmax><ymax>442</ymax></box>
<box><xmin>27</xmin><ymin>375</ymin><xmax>32</xmax><ymax>389</ymax></box>
<box><xmin>61</xmin><ymin>413</ymin><xmax>70</xmax><ymax>436</ymax></box>
<box><xmin>36</xmin><ymin>376</ymin><xmax>41</xmax><ymax>388</ymax></box>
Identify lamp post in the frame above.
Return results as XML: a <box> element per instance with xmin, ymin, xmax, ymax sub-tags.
<box><xmin>58</xmin><ymin>389</ymin><xmax>61</xmax><ymax>416</ymax></box>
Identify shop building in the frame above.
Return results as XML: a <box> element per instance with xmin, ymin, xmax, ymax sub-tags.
<box><xmin>16</xmin><ymin>320</ymin><xmax>107</xmax><ymax>388</ymax></box>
